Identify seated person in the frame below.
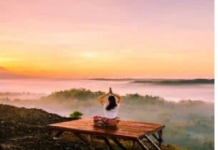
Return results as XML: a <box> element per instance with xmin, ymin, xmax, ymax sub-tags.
<box><xmin>94</xmin><ymin>87</ymin><xmax>122</xmax><ymax>127</ymax></box>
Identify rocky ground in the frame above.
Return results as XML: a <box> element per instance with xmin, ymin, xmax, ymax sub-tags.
<box><xmin>0</xmin><ymin>104</ymin><xmax>185</xmax><ymax>150</ymax></box>
<box><xmin>0</xmin><ymin>104</ymin><xmax>107</xmax><ymax>150</ymax></box>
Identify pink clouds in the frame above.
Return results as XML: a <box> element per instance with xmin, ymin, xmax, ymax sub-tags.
<box><xmin>0</xmin><ymin>0</ymin><xmax>214</xmax><ymax>78</ymax></box>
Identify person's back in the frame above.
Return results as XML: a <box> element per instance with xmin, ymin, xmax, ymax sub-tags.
<box><xmin>99</xmin><ymin>88</ymin><xmax>122</xmax><ymax>119</ymax></box>
<box><xmin>94</xmin><ymin>87</ymin><xmax>122</xmax><ymax>127</ymax></box>
<box><xmin>103</xmin><ymin>102</ymin><xmax>120</xmax><ymax>119</ymax></box>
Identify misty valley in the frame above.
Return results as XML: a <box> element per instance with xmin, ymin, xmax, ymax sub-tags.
<box><xmin>0</xmin><ymin>88</ymin><xmax>214</xmax><ymax>150</ymax></box>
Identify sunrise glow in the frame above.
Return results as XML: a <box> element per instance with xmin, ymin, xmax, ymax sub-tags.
<box><xmin>0</xmin><ymin>0</ymin><xmax>214</xmax><ymax>79</ymax></box>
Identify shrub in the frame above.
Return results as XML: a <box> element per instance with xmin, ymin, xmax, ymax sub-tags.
<box><xmin>69</xmin><ymin>111</ymin><xmax>83</xmax><ymax>119</ymax></box>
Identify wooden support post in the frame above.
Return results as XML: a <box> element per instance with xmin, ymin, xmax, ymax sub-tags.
<box><xmin>102</xmin><ymin>137</ymin><xmax>115</xmax><ymax>150</ymax></box>
<box><xmin>152</xmin><ymin>130</ymin><xmax>163</xmax><ymax>147</ymax></box>
<box><xmin>158</xmin><ymin>130</ymin><xmax>163</xmax><ymax>147</ymax></box>
<box><xmin>152</xmin><ymin>134</ymin><xmax>159</xmax><ymax>142</ymax></box>
<box><xmin>144</xmin><ymin>135</ymin><xmax>161</xmax><ymax>150</ymax></box>
<box><xmin>136</xmin><ymin>138</ymin><xmax>149</xmax><ymax>150</ymax></box>
<box><xmin>111</xmin><ymin>138</ymin><xmax>127</xmax><ymax>150</ymax></box>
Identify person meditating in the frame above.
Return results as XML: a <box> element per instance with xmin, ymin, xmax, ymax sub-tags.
<box><xmin>94</xmin><ymin>87</ymin><xmax>122</xmax><ymax>127</ymax></box>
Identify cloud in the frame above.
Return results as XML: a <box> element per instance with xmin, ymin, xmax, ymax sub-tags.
<box><xmin>0</xmin><ymin>66</ymin><xmax>29</xmax><ymax>79</ymax></box>
<box><xmin>0</xmin><ymin>66</ymin><xmax>18</xmax><ymax>79</ymax></box>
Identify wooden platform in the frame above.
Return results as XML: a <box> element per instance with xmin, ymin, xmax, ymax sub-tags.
<box><xmin>49</xmin><ymin>118</ymin><xmax>165</xmax><ymax>150</ymax></box>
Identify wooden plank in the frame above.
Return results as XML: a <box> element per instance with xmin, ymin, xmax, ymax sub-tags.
<box><xmin>158</xmin><ymin>130</ymin><xmax>163</xmax><ymax>146</ymax></box>
<box><xmin>144</xmin><ymin>135</ymin><xmax>161</xmax><ymax>150</ymax></box>
<box><xmin>50</xmin><ymin>118</ymin><xmax>164</xmax><ymax>130</ymax></box>
<box><xmin>49</xmin><ymin>118</ymin><xmax>165</xmax><ymax>140</ymax></box>
<box><xmin>68</xmin><ymin>119</ymin><xmax>163</xmax><ymax>130</ymax></box>
<box><xmin>49</xmin><ymin>126</ymin><xmax>136</xmax><ymax>139</ymax></box>
<box><xmin>49</xmin><ymin>125</ymin><xmax>139</xmax><ymax>140</ymax></box>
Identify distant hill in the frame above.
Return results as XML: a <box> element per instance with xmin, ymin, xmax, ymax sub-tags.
<box><xmin>132</xmin><ymin>79</ymin><xmax>214</xmax><ymax>85</ymax></box>
<box><xmin>89</xmin><ymin>78</ymin><xmax>134</xmax><ymax>81</ymax></box>
<box><xmin>89</xmin><ymin>78</ymin><xmax>214</xmax><ymax>85</ymax></box>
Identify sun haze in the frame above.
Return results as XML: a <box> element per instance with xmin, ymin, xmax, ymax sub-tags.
<box><xmin>0</xmin><ymin>0</ymin><xmax>214</xmax><ymax>79</ymax></box>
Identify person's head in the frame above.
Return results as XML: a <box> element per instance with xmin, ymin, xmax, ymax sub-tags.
<box><xmin>106</xmin><ymin>95</ymin><xmax>117</xmax><ymax>111</ymax></box>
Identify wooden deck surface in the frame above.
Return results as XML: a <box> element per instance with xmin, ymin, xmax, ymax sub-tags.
<box><xmin>49</xmin><ymin>118</ymin><xmax>165</xmax><ymax>140</ymax></box>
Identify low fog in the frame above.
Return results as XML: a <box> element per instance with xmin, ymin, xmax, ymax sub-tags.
<box><xmin>0</xmin><ymin>88</ymin><xmax>214</xmax><ymax>150</ymax></box>
<box><xmin>0</xmin><ymin>79</ymin><xmax>214</xmax><ymax>102</ymax></box>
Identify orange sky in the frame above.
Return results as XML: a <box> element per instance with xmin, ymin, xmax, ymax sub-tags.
<box><xmin>0</xmin><ymin>0</ymin><xmax>214</xmax><ymax>79</ymax></box>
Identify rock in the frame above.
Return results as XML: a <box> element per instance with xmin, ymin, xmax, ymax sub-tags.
<box><xmin>0</xmin><ymin>104</ymin><xmax>106</xmax><ymax>150</ymax></box>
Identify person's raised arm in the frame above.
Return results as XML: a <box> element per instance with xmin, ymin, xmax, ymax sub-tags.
<box><xmin>109</xmin><ymin>87</ymin><xmax>122</xmax><ymax>104</ymax></box>
<box><xmin>98</xmin><ymin>92</ymin><xmax>110</xmax><ymax>105</ymax></box>
<box><xmin>113</xmin><ymin>93</ymin><xmax>122</xmax><ymax>104</ymax></box>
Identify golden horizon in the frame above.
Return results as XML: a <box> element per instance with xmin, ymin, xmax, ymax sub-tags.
<box><xmin>0</xmin><ymin>1</ymin><xmax>214</xmax><ymax>78</ymax></box>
